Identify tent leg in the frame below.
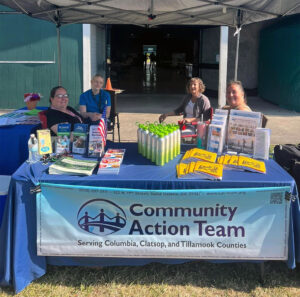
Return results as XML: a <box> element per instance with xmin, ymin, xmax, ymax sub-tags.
<box><xmin>218</xmin><ymin>26</ymin><xmax>228</xmax><ymax>108</ymax></box>
<box><xmin>234</xmin><ymin>29</ymin><xmax>240</xmax><ymax>81</ymax></box>
<box><xmin>56</xmin><ymin>25</ymin><xmax>62</xmax><ymax>85</ymax></box>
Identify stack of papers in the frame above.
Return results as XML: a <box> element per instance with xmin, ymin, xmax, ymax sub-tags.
<box><xmin>97</xmin><ymin>149</ymin><xmax>126</xmax><ymax>174</ymax></box>
<box><xmin>181</xmin><ymin>148</ymin><xmax>217</xmax><ymax>164</ymax></box>
<box><xmin>0</xmin><ymin>110</ymin><xmax>41</xmax><ymax>126</ymax></box>
<box><xmin>217</xmin><ymin>154</ymin><xmax>241</xmax><ymax>170</ymax></box>
<box><xmin>177</xmin><ymin>161</ymin><xmax>223</xmax><ymax>180</ymax></box>
<box><xmin>217</xmin><ymin>154</ymin><xmax>266</xmax><ymax>174</ymax></box>
<box><xmin>49</xmin><ymin>157</ymin><xmax>98</xmax><ymax>176</ymax></box>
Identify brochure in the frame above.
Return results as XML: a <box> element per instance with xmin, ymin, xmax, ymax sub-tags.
<box><xmin>214</xmin><ymin>109</ymin><xmax>229</xmax><ymax>116</ymax></box>
<box><xmin>37</xmin><ymin>129</ymin><xmax>52</xmax><ymax>155</ymax></box>
<box><xmin>227</xmin><ymin>110</ymin><xmax>262</xmax><ymax>155</ymax></box>
<box><xmin>177</xmin><ymin>160</ymin><xmax>223</xmax><ymax>180</ymax></box>
<box><xmin>49</xmin><ymin>157</ymin><xmax>98</xmax><ymax>176</ymax></box>
<box><xmin>72</xmin><ymin>123</ymin><xmax>88</xmax><ymax>155</ymax></box>
<box><xmin>88</xmin><ymin>125</ymin><xmax>104</xmax><ymax>158</ymax></box>
<box><xmin>181</xmin><ymin>148</ymin><xmax>217</xmax><ymax>164</ymax></box>
<box><xmin>55</xmin><ymin>123</ymin><xmax>71</xmax><ymax>154</ymax></box>
<box><xmin>193</xmin><ymin>161</ymin><xmax>223</xmax><ymax>180</ymax></box>
<box><xmin>238</xmin><ymin>156</ymin><xmax>266</xmax><ymax>174</ymax></box>
<box><xmin>97</xmin><ymin>148</ymin><xmax>126</xmax><ymax>174</ymax></box>
<box><xmin>253</xmin><ymin>128</ymin><xmax>271</xmax><ymax>160</ymax></box>
<box><xmin>206</xmin><ymin>124</ymin><xmax>226</xmax><ymax>155</ymax></box>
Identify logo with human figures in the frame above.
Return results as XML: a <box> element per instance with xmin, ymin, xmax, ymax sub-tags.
<box><xmin>77</xmin><ymin>199</ymin><xmax>126</xmax><ymax>236</ymax></box>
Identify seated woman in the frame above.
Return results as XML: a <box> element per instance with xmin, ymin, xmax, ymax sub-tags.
<box><xmin>159</xmin><ymin>77</ymin><xmax>211</xmax><ymax>123</ymax></box>
<box><xmin>222</xmin><ymin>80</ymin><xmax>252</xmax><ymax>111</ymax></box>
<box><xmin>47</xmin><ymin>86</ymin><xmax>84</xmax><ymax>135</ymax></box>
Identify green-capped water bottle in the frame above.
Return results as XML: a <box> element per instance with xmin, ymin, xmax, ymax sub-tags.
<box><xmin>141</xmin><ymin>125</ymin><xmax>148</xmax><ymax>157</ymax></box>
<box><xmin>147</xmin><ymin>128</ymin><xmax>154</xmax><ymax>160</ymax></box>
<box><xmin>151</xmin><ymin>130</ymin><xmax>158</xmax><ymax>163</ymax></box>
<box><xmin>156</xmin><ymin>133</ymin><xmax>165</xmax><ymax>166</ymax></box>
<box><xmin>137</xmin><ymin>124</ymin><xmax>143</xmax><ymax>154</ymax></box>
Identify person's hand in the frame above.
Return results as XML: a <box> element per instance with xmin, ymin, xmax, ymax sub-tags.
<box><xmin>90</xmin><ymin>113</ymin><xmax>101</xmax><ymax>121</ymax></box>
<box><xmin>159</xmin><ymin>113</ymin><xmax>167</xmax><ymax>123</ymax></box>
<box><xmin>183</xmin><ymin>118</ymin><xmax>192</xmax><ymax>124</ymax></box>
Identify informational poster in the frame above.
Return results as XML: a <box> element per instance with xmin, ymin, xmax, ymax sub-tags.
<box><xmin>227</xmin><ymin>110</ymin><xmax>262</xmax><ymax>154</ymax></box>
<box><xmin>37</xmin><ymin>183</ymin><xmax>290</xmax><ymax>260</ymax></box>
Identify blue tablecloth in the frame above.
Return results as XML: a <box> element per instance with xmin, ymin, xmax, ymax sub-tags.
<box><xmin>0</xmin><ymin>142</ymin><xmax>299</xmax><ymax>293</ymax></box>
<box><xmin>0</xmin><ymin>107</ymin><xmax>45</xmax><ymax>175</ymax></box>
<box><xmin>0</xmin><ymin>124</ymin><xmax>37</xmax><ymax>175</ymax></box>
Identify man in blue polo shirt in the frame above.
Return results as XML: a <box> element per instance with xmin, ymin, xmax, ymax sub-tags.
<box><xmin>79</xmin><ymin>74</ymin><xmax>111</xmax><ymax>123</ymax></box>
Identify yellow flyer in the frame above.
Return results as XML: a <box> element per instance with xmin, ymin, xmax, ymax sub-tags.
<box><xmin>189</xmin><ymin>148</ymin><xmax>217</xmax><ymax>163</ymax></box>
<box><xmin>181</xmin><ymin>150</ymin><xmax>191</xmax><ymax>162</ymax></box>
<box><xmin>238</xmin><ymin>156</ymin><xmax>266</xmax><ymax>173</ymax></box>
<box><xmin>176</xmin><ymin>163</ymin><xmax>188</xmax><ymax>178</ymax></box>
<box><xmin>223</xmin><ymin>154</ymin><xmax>232</xmax><ymax>165</ymax></box>
<box><xmin>228</xmin><ymin>155</ymin><xmax>239</xmax><ymax>167</ymax></box>
<box><xmin>217</xmin><ymin>155</ymin><xmax>224</xmax><ymax>164</ymax></box>
<box><xmin>187</xmin><ymin>161</ymin><xmax>196</xmax><ymax>174</ymax></box>
<box><xmin>194</xmin><ymin>161</ymin><xmax>223</xmax><ymax>180</ymax></box>
<box><xmin>37</xmin><ymin>129</ymin><xmax>53</xmax><ymax>155</ymax></box>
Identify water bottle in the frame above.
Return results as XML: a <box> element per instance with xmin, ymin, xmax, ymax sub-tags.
<box><xmin>156</xmin><ymin>133</ymin><xmax>165</xmax><ymax>166</ymax></box>
<box><xmin>168</xmin><ymin>128</ymin><xmax>174</xmax><ymax>161</ymax></box>
<box><xmin>176</xmin><ymin>125</ymin><xmax>181</xmax><ymax>155</ymax></box>
<box><xmin>147</xmin><ymin>129</ymin><xmax>154</xmax><ymax>160</ymax></box>
<box><xmin>27</xmin><ymin>134</ymin><xmax>39</xmax><ymax>163</ymax></box>
<box><xmin>197</xmin><ymin>115</ymin><xmax>207</xmax><ymax>149</ymax></box>
<box><xmin>141</xmin><ymin>126</ymin><xmax>148</xmax><ymax>157</ymax></box>
<box><xmin>164</xmin><ymin>131</ymin><xmax>170</xmax><ymax>164</ymax></box>
<box><xmin>151</xmin><ymin>132</ymin><xmax>158</xmax><ymax>163</ymax></box>
<box><xmin>137</xmin><ymin>124</ymin><xmax>142</xmax><ymax>154</ymax></box>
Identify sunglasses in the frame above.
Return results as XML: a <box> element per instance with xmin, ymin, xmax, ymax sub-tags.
<box><xmin>55</xmin><ymin>94</ymin><xmax>69</xmax><ymax>98</ymax></box>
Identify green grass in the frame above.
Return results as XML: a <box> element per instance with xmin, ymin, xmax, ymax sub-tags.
<box><xmin>1</xmin><ymin>261</ymin><xmax>300</xmax><ymax>297</ymax></box>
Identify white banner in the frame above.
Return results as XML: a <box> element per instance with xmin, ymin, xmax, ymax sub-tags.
<box><xmin>37</xmin><ymin>183</ymin><xmax>290</xmax><ymax>260</ymax></box>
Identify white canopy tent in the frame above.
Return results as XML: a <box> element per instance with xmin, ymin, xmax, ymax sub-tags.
<box><xmin>1</xmin><ymin>0</ymin><xmax>300</xmax><ymax>106</ymax></box>
<box><xmin>1</xmin><ymin>0</ymin><xmax>300</xmax><ymax>27</ymax></box>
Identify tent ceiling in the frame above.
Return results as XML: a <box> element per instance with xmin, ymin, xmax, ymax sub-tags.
<box><xmin>1</xmin><ymin>0</ymin><xmax>300</xmax><ymax>27</ymax></box>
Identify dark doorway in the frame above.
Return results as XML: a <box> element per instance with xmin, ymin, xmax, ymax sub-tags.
<box><xmin>110</xmin><ymin>25</ymin><xmax>201</xmax><ymax>94</ymax></box>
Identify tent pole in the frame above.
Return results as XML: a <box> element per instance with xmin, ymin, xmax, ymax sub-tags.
<box><xmin>218</xmin><ymin>26</ymin><xmax>228</xmax><ymax>108</ymax></box>
<box><xmin>56</xmin><ymin>24</ymin><xmax>62</xmax><ymax>85</ymax></box>
<box><xmin>234</xmin><ymin>9</ymin><xmax>243</xmax><ymax>81</ymax></box>
<box><xmin>234</xmin><ymin>29</ymin><xmax>240</xmax><ymax>80</ymax></box>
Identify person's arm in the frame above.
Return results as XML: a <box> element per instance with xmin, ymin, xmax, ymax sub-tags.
<box><xmin>50</xmin><ymin>124</ymin><xmax>58</xmax><ymax>135</ymax></box>
<box><xmin>183</xmin><ymin>117</ymin><xmax>198</xmax><ymax>124</ymax></box>
<box><xmin>159</xmin><ymin>95</ymin><xmax>188</xmax><ymax>122</ymax></box>
<box><xmin>79</xmin><ymin>105</ymin><xmax>102</xmax><ymax>121</ymax></box>
<box><xmin>159</xmin><ymin>111</ymin><xmax>176</xmax><ymax>123</ymax></box>
<box><xmin>106</xmin><ymin>106</ymin><xmax>111</xmax><ymax>119</ymax></box>
<box><xmin>201</xmin><ymin>96</ymin><xmax>212</xmax><ymax>121</ymax></box>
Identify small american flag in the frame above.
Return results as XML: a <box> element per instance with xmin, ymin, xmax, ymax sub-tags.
<box><xmin>98</xmin><ymin>106</ymin><xmax>107</xmax><ymax>146</ymax></box>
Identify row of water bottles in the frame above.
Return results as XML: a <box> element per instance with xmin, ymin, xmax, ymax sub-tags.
<box><xmin>137</xmin><ymin>123</ymin><xmax>181</xmax><ymax>166</ymax></box>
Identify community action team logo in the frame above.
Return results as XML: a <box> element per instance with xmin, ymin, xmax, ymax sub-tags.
<box><xmin>77</xmin><ymin>199</ymin><xmax>126</xmax><ymax>236</ymax></box>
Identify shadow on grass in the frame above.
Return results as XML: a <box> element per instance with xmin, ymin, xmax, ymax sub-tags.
<box><xmin>37</xmin><ymin>261</ymin><xmax>300</xmax><ymax>291</ymax></box>
<box><xmin>2</xmin><ymin>261</ymin><xmax>300</xmax><ymax>295</ymax></box>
